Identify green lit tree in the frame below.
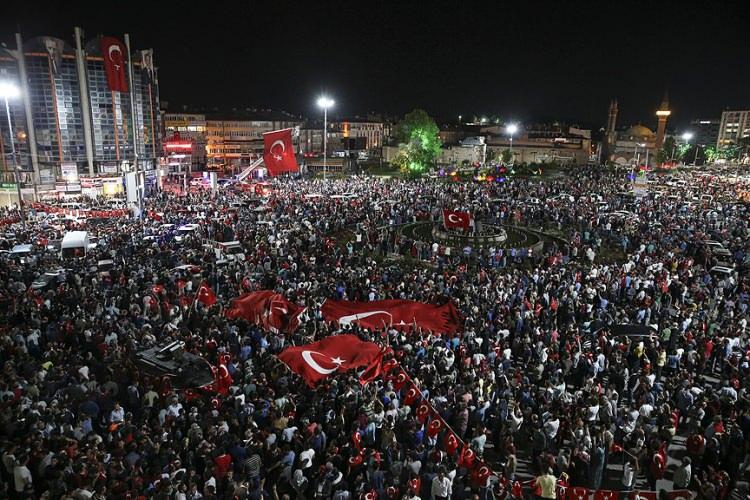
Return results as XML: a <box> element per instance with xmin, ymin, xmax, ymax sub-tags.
<box><xmin>392</xmin><ymin>109</ymin><xmax>442</xmax><ymax>176</ymax></box>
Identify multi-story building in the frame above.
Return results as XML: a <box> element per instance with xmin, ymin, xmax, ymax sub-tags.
<box><xmin>299</xmin><ymin>118</ymin><xmax>384</xmax><ymax>156</ymax></box>
<box><xmin>484</xmin><ymin>125</ymin><xmax>593</xmax><ymax>165</ymax></box>
<box><xmin>204</xmin><ymin>111</ymin><xmax>300</xmax><ymax>170</ymax></box>
<box><xmin>0</xmin><ymin>28</ymin><xmax>161</xmax><ymax>200</ymax></box>
<box><xmin>163</xmin><ymin>113</ymin><xmax>207</xmax><ymax>168</ymax></box>
<box><xmin>690</xmin><ymin>118</ymin><xmax>721</xmax><ymax>147</ymax></box>
<box><xmin>717</xmin><ymin>110</ymin><xmax>750</xmax><ymax>148</ymax></box>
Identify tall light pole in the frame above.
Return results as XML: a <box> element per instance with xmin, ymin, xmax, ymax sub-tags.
<box><xmin>506</xmin><ymin>123</ymin><xmax>518</xmax><ymax>164</ymax></box>
<box><xmin>316</xmin><ymin>96</ymin><xmax>334</xmax><ymax>180</ymax></box>
<box><xmin>682</xmin><ymin>132</ymin><xmax>694</xmax><ymax>166</ymax></box>
<box><xmin>0</xmin><ymin>81</ymin><xmax>26</xmax><ymax>230</ymax></box>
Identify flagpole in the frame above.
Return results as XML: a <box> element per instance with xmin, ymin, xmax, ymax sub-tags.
<box><xmin>124</xmin><ymin>33</ymin><xmax>143</xmax><ymax>217</ymax></box>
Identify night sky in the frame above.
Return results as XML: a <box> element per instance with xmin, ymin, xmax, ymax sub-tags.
<box><xmin>2</xmin><ymin>1</ymin><xmax>748</xmax><ymax>128</ymax></box>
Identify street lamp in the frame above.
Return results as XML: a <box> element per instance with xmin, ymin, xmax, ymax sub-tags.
<box><xmin>0</xmin><ymin>81</ymin><xmax>26</xmax><ymax>231</ymax></box>
<box><xmin>682</xmin><ymin>132</ymin><xmax>694</xmax><ymax>165</ymax></box>
<box><xmin>506</xmin><ymin>123</ymin><xmax>518</xmax><ymax>164</ymax></box>
<box><xmin>316</xmin><ymin>96</ymin><xmax>334</xmax><ymax>180</ymax></box>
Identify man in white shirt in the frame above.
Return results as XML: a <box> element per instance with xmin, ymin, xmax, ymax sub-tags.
<box><xmin>13</xmin><ymin>454</ymin><xmax>32</xmax><ymax>494</ymax></box>
<box><xmin>110</xmin><ymin>402</ymin><xmax>125</xmax><ymax>423</ymax></box>
<box><xmin>431</xmin><ymin>467</ymin><xmax>452</xmax><ymax>500</ymax></box>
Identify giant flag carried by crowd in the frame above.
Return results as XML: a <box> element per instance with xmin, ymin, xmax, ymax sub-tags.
<box><xmin>225</xmin><ymin>290</ymin><xmax>305</xmax><ymax>334</ymax></box>
<box><xmin>263</xmin><ymin>128</ymin><xmax>299</xmax><ymax>176</ymax></box>
<box><xmin>321</xmin><ymin>299</ymin><xmax>462</xmax><ymax>334</ymax></box>
<box><xmin>278</xmin><ymin>335</ymin><xmax>383</xmax><ymax>387</ymax></box>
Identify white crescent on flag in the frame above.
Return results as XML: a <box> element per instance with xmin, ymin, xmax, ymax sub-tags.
<box><xmin>448</xmin><ymin>213</ymin><xmax>461</xmax><ymax>223</ymax></box>
<box><xmin>301</xmin><ymin>350</ymin><xmax>345</xmax><ymax>374</ymax></box>
<box><xmin>337</xmin><ymin>310</ymin><xmax>393</xmax><ymax>326</ymax></box>
<box><xmin>107</xmin><ymin>44</ymin><xmax>122</xmax><ymax>61</ymax></box>
<box><xmin>271</xmin><ymin>140</ymin><xmax>286</xmax><ymax>153</ymax></box>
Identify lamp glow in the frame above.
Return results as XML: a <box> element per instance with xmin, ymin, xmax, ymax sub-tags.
<box><xmin>506</xmin><ymin>123</ymin><xmax>519</xmax><ymax>135</ymax></box>
<box><xmin>317</xmin><ymin>96</ymin><xmax>334</xmax><ymax>109</ymax></box>
<box><xmin>682</xmin><ymin>132</ymin><xmax>693</xmax><ymax>141</ymax></box>
<box><xmin>0</xmin><ymin>81</ymin><xmax>20</xmax><ymax>99</ymax></box>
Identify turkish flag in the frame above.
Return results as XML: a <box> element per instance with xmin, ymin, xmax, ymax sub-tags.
<box><xmin>415</xmin><ymin>401</ymin><xmax>431</xmax><ymax>423</ymax></box>
<box><xmin>426</xmin><ymin>417</ymin><xmax>444</xmax><ymax>438</ymax></box>
<box><xmin>321</xmin><ymin>299</ymin><xmax>462</xmax><ymax>334</ymax></box>
<box><xmin>263</xmin><ymin>128</ymin><xmax>299</xmax><ymax>176</ymax></box>
<box><xmin>594</xmin><ymin>491</ymin><xmax>618</xmax><ymax>500</ymax></box>
<box><xmin>471</xmin><ymin>462</ymin><xmax>492</xmax><ymax>487</ymax></box>
<box><xmin>100</xmin><ymin>36</ymin><xmax>129</xmax><ymax>92</ymax></box>
<box><xmin>225</xmin><ymin>291</ymin><xmax>305</xmax><ymax>334</ymax></box>
<box><xmin>196</xmin><ymin>281</ymin><xmax>217</xmax><ymax>306</ymax></box>
<box><xmin>457</xmin><ymin>444</ymin><xmax>476</xmax><ymax>470</ymax></box>
<box><xmin>403</xmin><ymin>383</ymin><xmax>421</xmax><ymax>406</ymax></box>
<box><xmin>407</xmin><ymin>478</ymin><xmax>420</xmax><ymax>494</ymax></box>
<box><xmin>277</xmin><ymin>335</ymin><xmax>382</xmax><ymax>387</ymax></box>
<box><xmin>390</xmin><ymin>369</ymin><xmax>409</xmax><ymax>391</ymax></box>
<box><xmin>444</xmin><ymin>431</ymin><xmax>460</xmax><ymax>455</ymax></box>
<box><xmin>443</xmin><ymin>209</ymin><xmax>471</xmax><ymax>230</ymax></box>
<box><xmin>567</xmin><ymin>487</ymin><xmax>590</xmax><ymax>500</ymax></box>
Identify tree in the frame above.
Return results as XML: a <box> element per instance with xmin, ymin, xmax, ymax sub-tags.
<box><xmin>657</xmin><ymin>136</ymin><xmax>678</xmax><ymax>165</ymax></box>
<box><xmin>500</xmin><ymin>149</ymin><xmax>513</xmax><ymax>164</ymax></box>
<box><xmin>392</xmin><ymin>109</ymin><xmax>442</xmax><ymax>176</ymax></box>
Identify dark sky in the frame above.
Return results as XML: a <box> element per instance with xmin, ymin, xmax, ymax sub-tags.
<box><xmin>3</xmin><ymin>1</ymin><xmax>748</xmax><ymax>129</ymax></box>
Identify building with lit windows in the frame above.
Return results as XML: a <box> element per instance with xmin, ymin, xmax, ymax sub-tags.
<box><xmin>162</xmin><ymin>113</ymin><xmax>207</xmax><ymax>168</ymax></box>
<box><xmin>0</xmin><ymin>28</ymin><xmax>161</xmax><ymax>199</ymax></box>
<box><xmin>717</xmin><ymin>110</ymin><xmax>750</xmax><ymax>147</ymax></box>
<box><xmin>690</xmin><ymin>118</ymin><xmax>721</xmax><ymax>147</ymax></box>
<box><xmin>299</xmin><ymin>118</ymin><xmax>384</xmax><ymax>155</ymax></box>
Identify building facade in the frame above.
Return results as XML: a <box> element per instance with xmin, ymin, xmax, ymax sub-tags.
<box><xmin>484</xmin><ymin>125</ymin><xmax>593</xmax><ymax>165</ymax></box>
<box><xmin>717</xmin><ymin>110</ymin><xmax>750</xmax><ymax>148</ymax></box>
<box><xmin>0</xmin><ymin>28</ymin><xmax>161</xmax><ymax>199</ymax></box>
<box><xmin>690</xmin><ymin>118</ymin><xmax>720</xmax><ymax>147</ymax></box>
<box><xmin>299</xmin><ymin>119</ymin><xmax>384</xmax><ymax>156</ymax></box>
<box><xmin>163</xmin><ymin>113</ymin><xmax>207</xmax><ymax>168</ymax></box>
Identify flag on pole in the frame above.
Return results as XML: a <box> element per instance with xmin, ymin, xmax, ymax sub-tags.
<box><xmin>196</xmin><ymin>281</ymin><xmax>217</xmax><ymax>306</ymax></box>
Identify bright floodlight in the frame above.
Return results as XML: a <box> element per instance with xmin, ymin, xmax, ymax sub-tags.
<box><xmin>682</xmin><ymin>132</ymin><xmax>693</xmax><ymax>141</ymax></box>
<box><xmin>0</xmin><ymin>81</ymin><xmax>20</xmax><ymax>99</ymax></box>
<box><xmin>317</xmin><ymin>96</ymin><xmax>334</xmax><ymax>109</ymax></box>
<box><xmin>506</xmin><ymin>123</ymin><xmax>518</xmax><ymax>135</ymax></box>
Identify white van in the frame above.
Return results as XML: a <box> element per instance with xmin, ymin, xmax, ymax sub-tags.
<box><xmin>174</xmin><ymin>224</ymin><xmax>200</xmax><ymax>242</ymax></box>
<box><xmin>214</xmin><ymin>241</ymin><xmax>245</xmax><ymax>262</ymax></box>
<box><xmin>61</xmin><ymin>231</ymin><xmax>90</xmax><ymax>258</ymax></box>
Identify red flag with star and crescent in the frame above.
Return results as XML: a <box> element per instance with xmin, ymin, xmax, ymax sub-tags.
<box><xmin>443</xmin><ymin>209</ymin><xmax>471</xmax><ymax>230</ymax></box>
<box><xmin>225</xmin><ymin>290</ymin><xmax>305</xmax><ymax>334</ymax></box>
<box><xmin>277</xmin><ymin>335</ymin><xmax>383</xmax><ymax>387</ymax></box>
<box><xmin>196</xmin><ymin>281</ymin><xmax>217</xmax><ymax>306</ymax></box>
<box><xmin>263</xmin><ymin>128</ymin><xmax>299</xmax><ymax>176</ymax></box>
<box><xmin>321</xmin><ymin>299</ymin><xmax>462</xmax><ymax>334</ymax></box>
<box><xmin>100</xmin><ymin>36</ymin><xmax>128</xmax><ymax>92</ymax></box>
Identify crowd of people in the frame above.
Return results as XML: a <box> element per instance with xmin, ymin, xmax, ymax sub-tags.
<box><xmin>1</xmin><ymin>167</ymin><xmax>749</xmax><ymax>500</ymax></box>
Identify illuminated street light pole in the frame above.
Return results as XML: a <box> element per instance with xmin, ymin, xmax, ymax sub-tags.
<box><xmin>0</xmin><ymin>81</ymin><xmax>26</xmax><ymax>230</ymax></box>
<box><xmin>506</xmin><ymin>123</ymin><xmax>518</xmax><ymax>164</ymax></box>
<box><xmin>682</xmin><ymin>132</ymin><xmax>694</xmax><ymax>166</ymax></box>
<box><xmin>316</xmin><ymin>96</ymin><xmax>334</xmax><ymax>180</ymax></box>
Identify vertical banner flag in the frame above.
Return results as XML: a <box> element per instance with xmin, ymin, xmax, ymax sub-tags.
<box><xmin>44</xmin><ymin>38</ymin><xmax>64</xmax><ymax>74</ymax></box>
<box><xmin>263</xmin><ymin>128</ymin><xmax>299</xmax><ymax>176</ymax></box>
<box><xmin>100</xmin><ymin>36</ymin><xmax>129</xmax><ymax>92</ymax></box>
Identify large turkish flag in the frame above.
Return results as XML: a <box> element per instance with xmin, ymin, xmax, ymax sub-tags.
<box><xmin>100</xmin><ymin>36</ymin><xmax>129</xmax><ymax>92</ymax></box>
<box><xmin>278</xmin><ymin>335</ymin><xmax>382</xmax><ymax>386</ymax></box>
<box><xmin>321</xmin><ymin>299</ymin><xmax>462</xmax><ymax>334</ymax></box>
<box><xmin>225</xmin><ymin>291</ymin><xmax>305</xmax><ymax>334</ymax></box>
<box><xmin>263</xmin><ymin>128</ymin><xmax>299</xmax><ymax>176</ymax></box>
<box><xmin>443</xmin><ymin>209</ymin><xmax>471</xmax><ymax>230</ymax></box>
